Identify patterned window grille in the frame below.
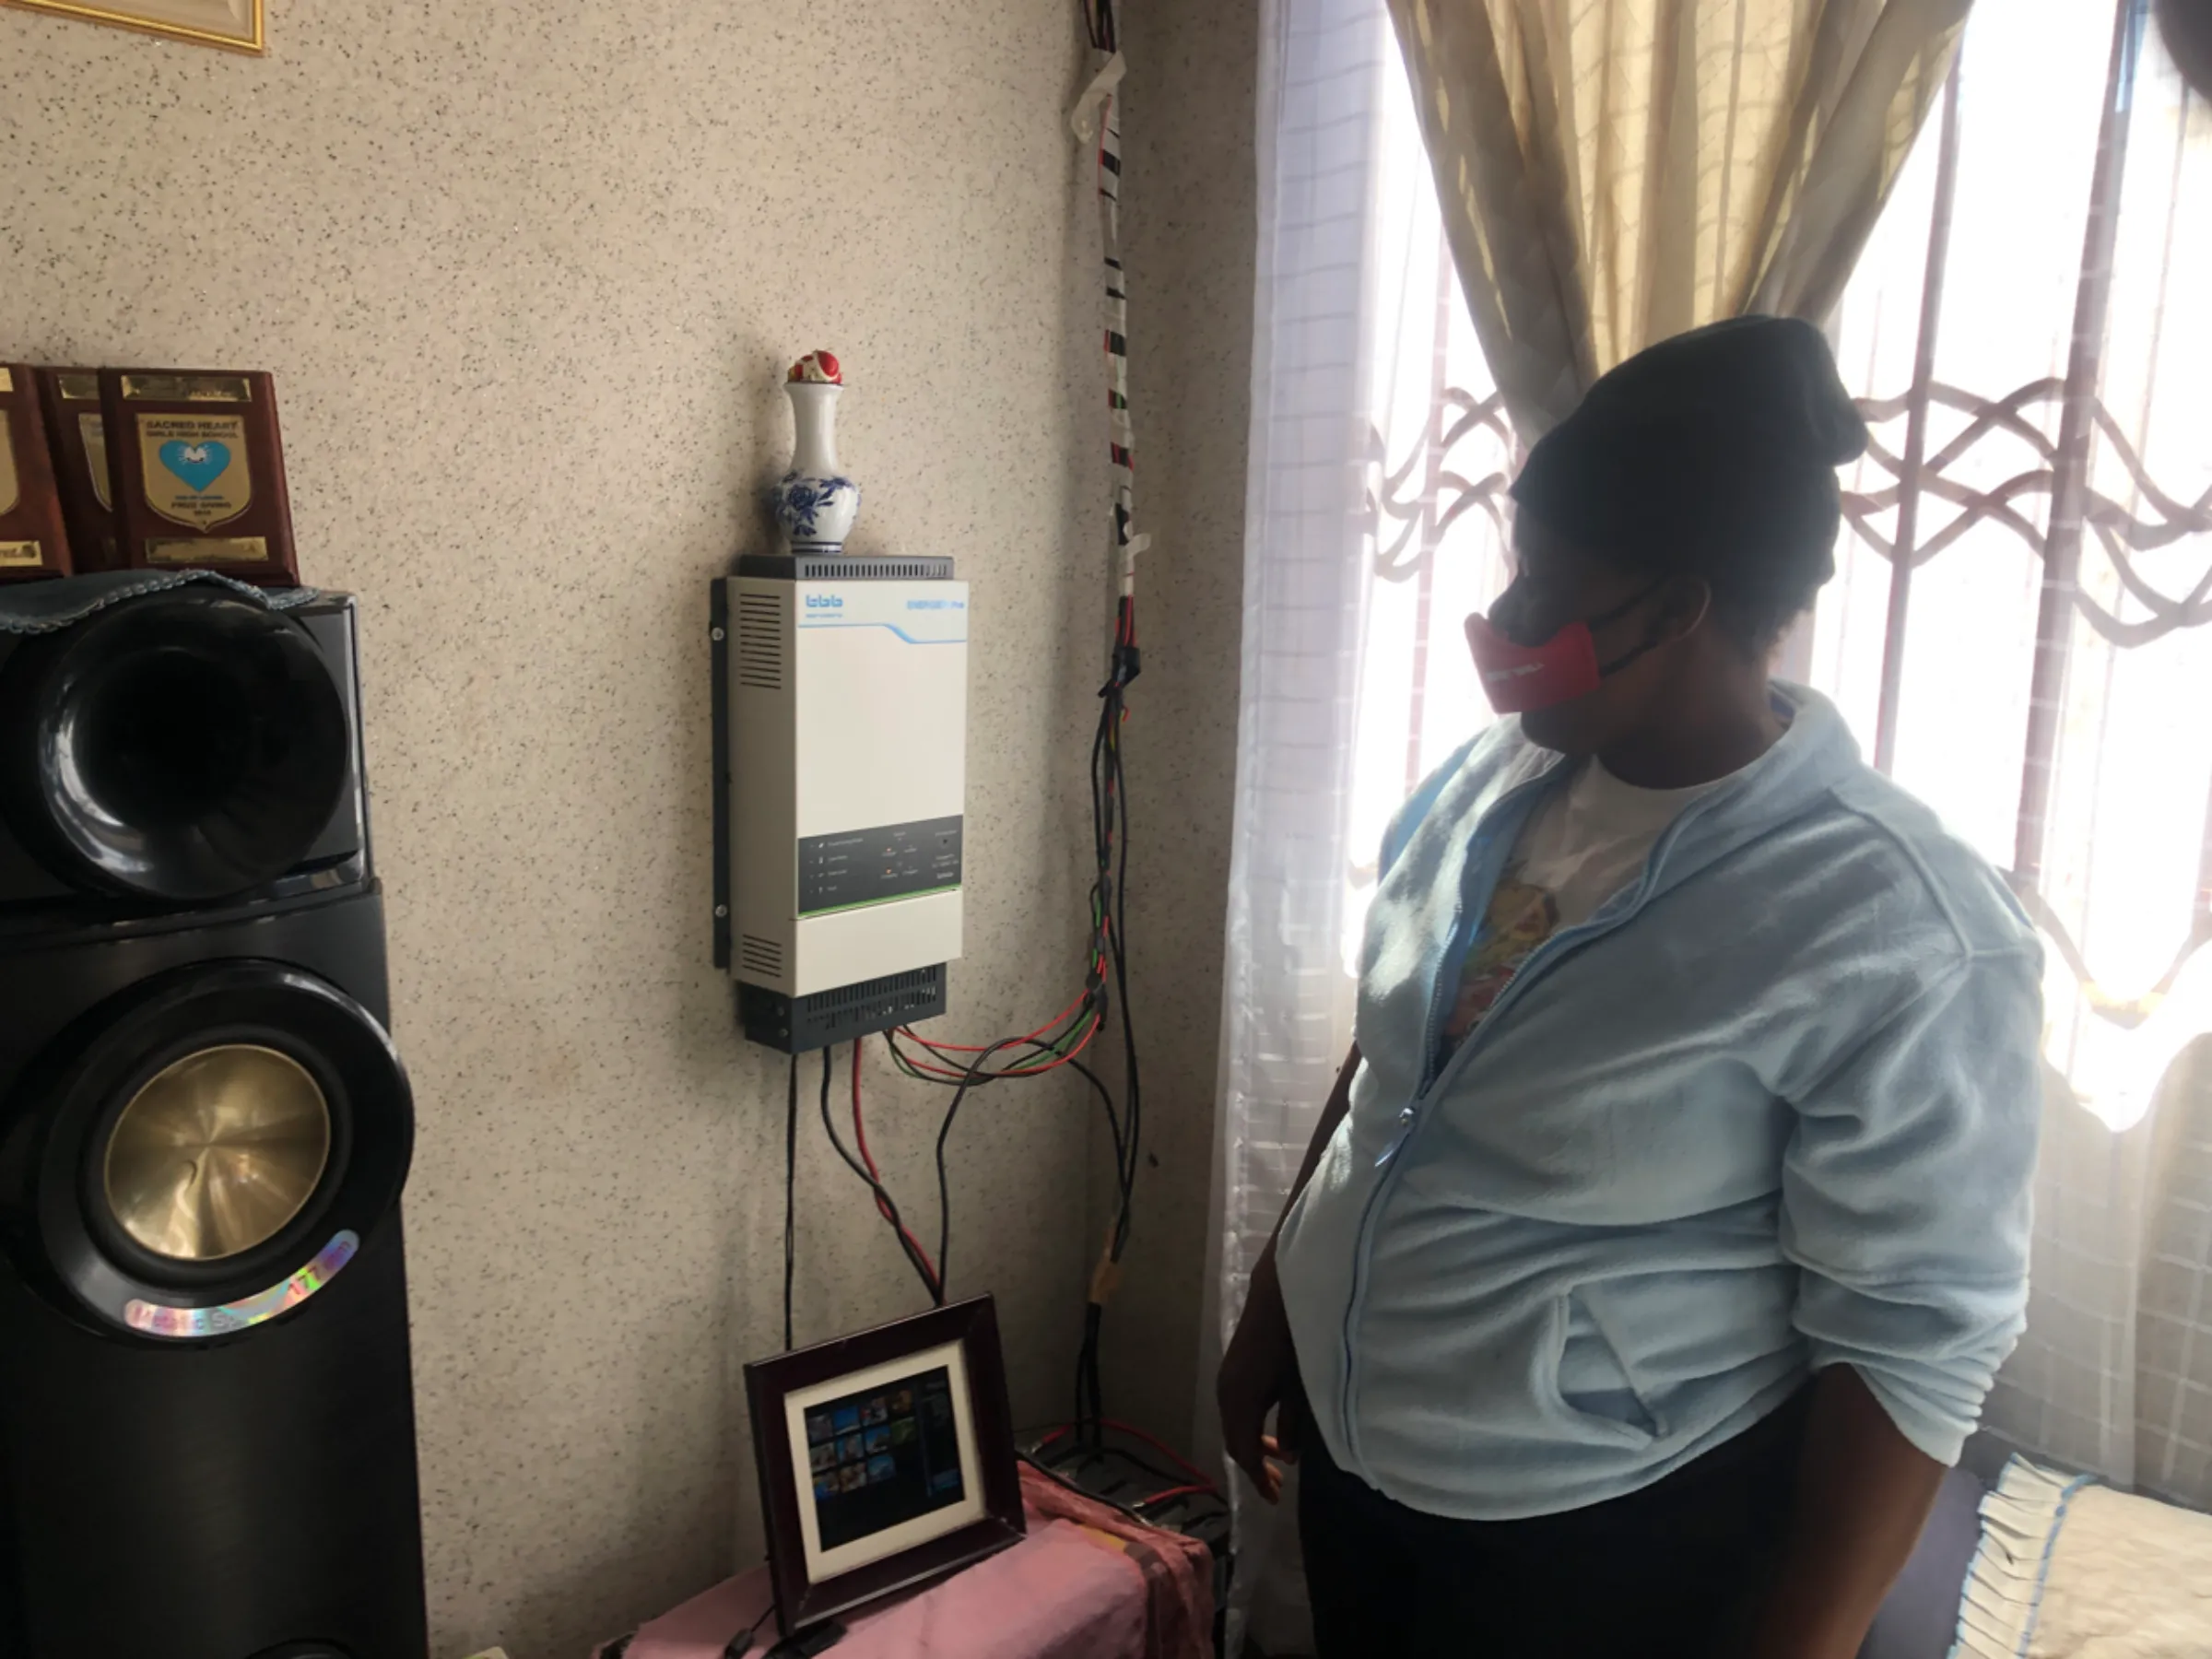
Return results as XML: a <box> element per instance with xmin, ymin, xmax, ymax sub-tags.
<box><xmin>1352</xmin><ymin>0</ymin><xmax>2212</xmax><ymax>1139</ymax></box>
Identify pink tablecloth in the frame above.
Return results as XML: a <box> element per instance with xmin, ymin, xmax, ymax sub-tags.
<box><xmin>596</xmin><ymin>1467</ymin><xmax>1214</xmax><ymax>1659</ymax></box>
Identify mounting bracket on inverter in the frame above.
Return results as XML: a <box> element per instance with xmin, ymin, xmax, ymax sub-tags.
<box><xmin>712</xmin><ymin>554</ymin><xmax>969</xmax><ymax>1053</ymax></box>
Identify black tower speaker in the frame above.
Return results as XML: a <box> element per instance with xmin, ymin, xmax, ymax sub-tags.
<box><xmin>0</xmin><ymin>586</ymin><xmax>428</xmax><ymax>1659</ymax></box>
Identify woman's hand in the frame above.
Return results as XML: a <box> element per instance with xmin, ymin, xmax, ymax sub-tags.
<box><xmin>1217</xmin><ymin>1242</ymin><xmax>1306</xmax><ymax>1502</ymax></box>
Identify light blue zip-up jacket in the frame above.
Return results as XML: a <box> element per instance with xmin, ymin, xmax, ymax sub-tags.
<box><xmin>1277</xmin><ymin>684</ymin><xmax>2042</xmax><ymax>1520</ymax></box>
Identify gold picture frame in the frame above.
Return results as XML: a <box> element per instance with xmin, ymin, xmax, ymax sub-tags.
<box><xmin>3</xmin><ymin>0</ymin><xmax>263</xmax><ymax>53</ymax></box>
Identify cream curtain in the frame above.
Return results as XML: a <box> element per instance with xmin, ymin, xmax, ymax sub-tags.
<box><xmin>1390</xmin><ymin>0</ymin><xmax>1971</xmax><ymax>436</ymax></box>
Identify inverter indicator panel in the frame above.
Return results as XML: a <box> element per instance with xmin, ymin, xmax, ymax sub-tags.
<box><xmin>798</xmin><ymin>817</ymin><xmax>963</xmax><ymax>916</ymax></box>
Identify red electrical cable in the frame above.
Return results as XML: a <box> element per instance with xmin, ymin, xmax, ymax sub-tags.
<box><xmin>852</xmin><ymin>1041</ymin><xmax>941</xmax><ymax>1293</ymax></box>
<box><xmin>1097</xmin><ymin>1419</ymin><xmax>1216</xmax><ymax>1491</ymax></box>
<box><xmin>907</xmin><ymin>984</ymin><xmax>1093</xmax><ymax>1053</ymax></box>
<box><xmin>891</xmin><ymin>1015</ymin><xmax>1103</xmax><ymax>1081</ymax></box>
<box><xmin>898</xmin><ymin>1017</ymin><xmax>1101</xmax><ymax>1076</ymax></box>
<box><xmin>1135</xmin><ymin>1484</ymin><xmax>1211</xmax><ymax>1508</ymax></box>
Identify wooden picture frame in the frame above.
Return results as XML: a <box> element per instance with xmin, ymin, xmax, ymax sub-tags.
<box><xmin>3</xmin><ymin>0</ymin><xmax>263</xmax><ymax>53</ymax></box>
<box><xmin>745</xmin><ymin>1295</ymin><xmax>1024</xmax><ymax>1639</ymax></box>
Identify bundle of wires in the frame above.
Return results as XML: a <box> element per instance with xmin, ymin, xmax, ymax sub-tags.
<box><xmin>1018</xmin><ymin>1418</ymin><xmax>1230</xmax><ymax>1605</ymax></box>
<box><xmin>877</xmin><ymin>614</ymin><xmax>1141</xmax><ymax>1441</ymax></box>
<box><xmin>1025</xmin><ymin>1418</ymin><xmax>1223</xmax><ymax>1524</ymax></box>
<box><xmin>1082</xmin><ymin>0</ymin><xmax>1117</xmax><ymax>55</ymax></box>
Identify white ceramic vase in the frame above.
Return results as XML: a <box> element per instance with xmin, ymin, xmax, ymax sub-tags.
<box><xmin>774</xmin><ymin>382</ymin><xmax>861</xmax><ymax>554</ymax></box>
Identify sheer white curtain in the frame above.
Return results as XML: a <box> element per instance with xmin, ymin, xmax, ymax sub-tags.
<box><xmin>1197</xmin><ymin>0</ymin><xmax>1397</xmax><ymax>1648</ymax></box>
<box><xmin>1209</xmin><ymin>0</ymin><xmax>2212</xmax><ymax>1648</ymax></box>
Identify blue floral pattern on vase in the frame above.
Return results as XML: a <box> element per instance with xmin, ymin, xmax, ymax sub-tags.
<box><xmin>773</xmin><ymin>472</ymin><xmax>860</xmax><ymax>550</ymax></box>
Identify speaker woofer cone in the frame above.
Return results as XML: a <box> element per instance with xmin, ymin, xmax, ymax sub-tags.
<box><xmin>102</xmin><ymin>1044</ymin><xmax>332</xmax><ymax>1264</ymax></box>
<box><xmin>0</xmin><ymin>588</ymin><xmax>349</xmax><ymax>900</ymax></box>
<box><xmin>10</xmin><ymin>955</ymin><xmax>411</xmax><ymax>1336</ymax></box>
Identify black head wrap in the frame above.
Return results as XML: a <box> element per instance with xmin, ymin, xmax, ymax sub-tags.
<box><xmin>1509</xmin><ymin>316</ymin><xmax>1868</xmax><ymax>636</ymax></box>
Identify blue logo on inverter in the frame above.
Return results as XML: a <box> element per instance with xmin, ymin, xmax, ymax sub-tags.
<box><xmin>805</xmin><ymin>594</ymin><xmax>844</xmax><ymax>609</ymax></box>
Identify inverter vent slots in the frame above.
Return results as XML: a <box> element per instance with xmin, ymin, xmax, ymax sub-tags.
<box><xmin>738</xmin><ymin>935</ymin><xmax>785</xmax><ymax>979</ymax></box>
<box><xmin>806</xmin><ymin>559</ymin><xmax>940</xmax><ymax>581</ymax></box>
<box><xmin>735</xmin><ymin>554</ymin><xmax>954</xmax><ymax>582</ymax></box>
<box><xmin>735</xmin><ymin>595</ymin><xmax>785</xmax><ymax>692</ymax></box>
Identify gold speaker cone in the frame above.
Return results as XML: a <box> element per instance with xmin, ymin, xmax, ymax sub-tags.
<box><xmin>102</xmin><ymin>1045</ymin><xmax>331</xmax><ymax>1263</ymax></box>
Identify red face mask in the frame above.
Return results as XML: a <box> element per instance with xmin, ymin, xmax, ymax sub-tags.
<box><xmin>1464</xmin><ymin>582</ymin><xmax>1665</xmax><ymax>715</ymax></box>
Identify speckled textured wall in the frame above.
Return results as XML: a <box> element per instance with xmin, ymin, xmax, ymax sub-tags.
<box><xmin>0</xmin><ymin>4</ymin><xmax>1127</xmax><ymax>1653</ymax></box>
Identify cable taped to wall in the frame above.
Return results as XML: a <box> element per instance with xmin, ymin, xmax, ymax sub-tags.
<box><xmin>1073</xmin><ymin>25</ymin><xmax>1151</xmax><ymax>601</ymax></box>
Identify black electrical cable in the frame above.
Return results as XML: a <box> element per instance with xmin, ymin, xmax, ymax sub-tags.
<box><xmin>1077</xmin><ymin>684</ymin><xmax>1119</xmax><ymax>1434</ymax></box>
<box><xmin>1104</xmin><ymin>688</ymin><xmax>1140</xmax><ymax>1255</ymax></box>
<box><xmin>1074</xmin><ymin>634</ymin><xmax>1141</xmax><ymax>1441</ymax></box>
<box><xmin>1018</xmin><ymin>1448</ymin><xmax>1229</xmax><ymax>1530</ymax></box>
<box><xmin>888</xmin><ymin>1026</ymin><xmax>1130</xmax><ymax>1434</ymax></box>
<box><xmin>1040</xmin><ymin>1438</ymin><xmax>1209</xmax><ymax>1502</ymax></box>
<box><xmin>930</xmin><ymin>1037</ymin><xmax>1030</xmax><ymax>1297</ymax></box>
<box><xmin>1075</xmin><ymin>1302</ymin><xmax>1106</xmax><ymax>1441</ymax></box>
<box><xmin>730</xmin><ymin>1597</ymin><xmax>777</xmax><ymax>1657</ymax></box>
<box><xmin>887</xmin><ymin>1033</ymin><xmax>1128</xmax><ymax>1188</ymax></box>
<box><xmin>817</xmin><ymin>1045</ymin><xmax>943</xmax><ymax>1304</ymax></box>
<box><xmin>1061</xmin><ymin>1051</ymin><xmax>1130</xmax><ymax>1206</ymax></box>
<box><xmin>875</xmin><ymin>605</ymin><xmax>1145</xmax><ymax>1437</ymax></box>
<box><xmin>1081</xmin><ymin>0</ymin><xmax>1118</xmax><ymax>53</ymax></box>
<box><xmin>783</xmin><ymin>1053</ymin><xmax>798</xmax><ymax>1351</ymax></box>
<box><xmin>884</xmin><ymin>1030</ymin><xmax>1132</xmax><ymax>1363</ymax></box>
<box><xmin>1018</xmin><ymin>1449</ymin><xmax>1150</xmax><ymax>1524</ymax></box>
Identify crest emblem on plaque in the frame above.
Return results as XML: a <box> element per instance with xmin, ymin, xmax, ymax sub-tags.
<box><xmin>139</xmin><ymin>413</ymin><xmax>253</xmax><ymax>532</ymax></box>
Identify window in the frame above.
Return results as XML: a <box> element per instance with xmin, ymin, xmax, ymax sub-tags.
<box><xmin>1349</xmin><ymin>0</ymin><xmax>2212</xmax><ymax>1132</ymax></box>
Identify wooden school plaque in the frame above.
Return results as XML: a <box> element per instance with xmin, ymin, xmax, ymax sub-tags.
<box><xmin>34</xmin><ymin>369</ymin><xmax>122</xmax><ymax>573</ymax></box>
<box><xmin>0</xmin><ymin>366</ymin><xmax>73</xmax><ymax>583</ymax></box>
<box><xmin>100</xmin><ymin>368</ymin><xmax>300</xmax><ymax>586</ymax></box>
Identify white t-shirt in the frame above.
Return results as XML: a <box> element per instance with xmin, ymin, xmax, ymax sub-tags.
<box><xmin>1439</xmin><ymin>759</ymin><xmax>1727</xmax><ymax>1050</ymax></box>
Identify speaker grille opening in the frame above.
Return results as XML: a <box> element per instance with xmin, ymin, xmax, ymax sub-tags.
<box><xmin>102</xmin><ymin>1044</ymin><xmax>332</xmax><ymax>1264</ymax></box>
<box><xmin>0</xmin><ymin>588</ymin><xmax>350</xmax><ymax>900</ymax></box>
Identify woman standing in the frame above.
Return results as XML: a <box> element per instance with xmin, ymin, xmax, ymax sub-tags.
<box><xmin>1218</xmin><ymin>318</ymin><xmax>2042</xmax><ymax>1658</ymax></box>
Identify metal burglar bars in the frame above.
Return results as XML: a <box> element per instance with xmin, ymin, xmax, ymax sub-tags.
<box><xmin>1842</xmin><ymin>0</ymin><xmax>2212</xmax><ymax>1044</ymax></box>
<box><xmin>1357</xmin><ymin>0</ymin><xmax>2212</xmax><ymax>1085</ymax></box>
